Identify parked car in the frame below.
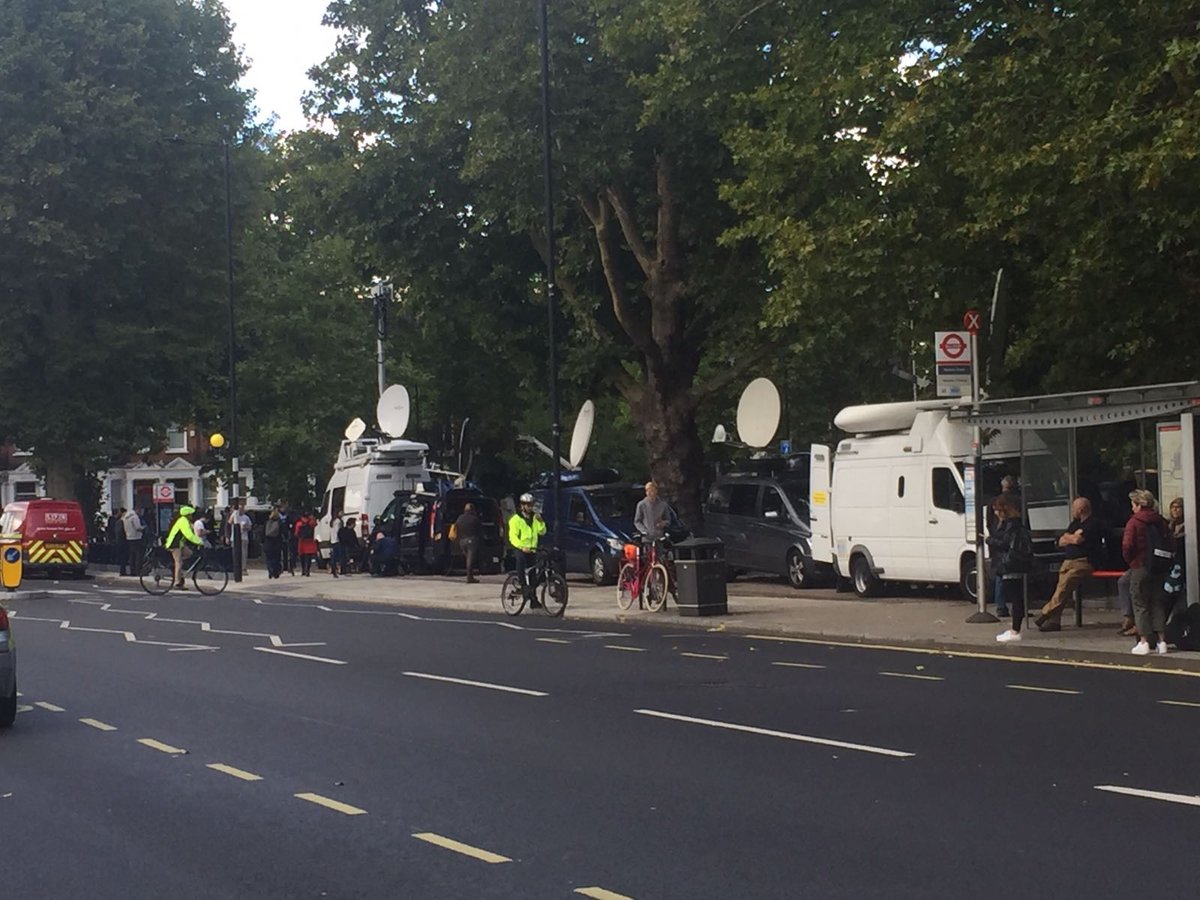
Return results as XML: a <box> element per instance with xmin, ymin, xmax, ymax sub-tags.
<box><xmin>532</xmin><ymin>477</ymin><xmax>687</xmax><ymax>585</ymax></box>
<box><xmin>376</xmin><ymin>488</ymin><xmax>505</xmax><ymax>575</ymax></box>
<box><xmin>704</xmin><ymin>468</ymin><xmax>824</xmax><ymax>588</ymax></box>
<box><xmin>0</xmin><ymin>499</ymin><xmax>88</xmax><ymax>578</ymax></box>
<box><xmin>1</xmin><ymin>601</ymin><xmax>15</xmax><ymax>727</ymax></box>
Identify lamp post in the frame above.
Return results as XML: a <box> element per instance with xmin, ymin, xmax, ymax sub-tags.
<box><xmin>539</xmin><ymin>0</ymin><xmax>564</xmax><ymax>558</ymax></box>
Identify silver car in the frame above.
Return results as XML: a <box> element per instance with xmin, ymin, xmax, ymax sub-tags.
<box><xmin>0</xmin><ymin>602</ymin><xmax>15</xmax><ymax>728</ymax></box>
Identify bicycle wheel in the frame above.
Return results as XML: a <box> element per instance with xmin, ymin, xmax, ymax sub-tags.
<box><xmin>193</xmin><ymin>558</ymin><xmax>229</xmax><ymax>596</ymax></box>
<box><xmin>501</xmin><ymin>573</ymin><xmax>526</xmax><ymax>616</ymax></box>
<box><xmin>644</xmin><ymin>563</ymin><xmax>671</xmax><ymax>612</ymax></box>
<box><xmin>539</xmin><ymin>572</ymin><xmax>568</xmax><ymax>617</ymax></box>
<box><xmin>139</xmin><ymin>550</ymin><xmax>174</xmax><ymax>595</ymax></box>
<box><xmin>616</xmin><ymin>563</ymin><xmax>638</xmax><ymax>610</ymax></box>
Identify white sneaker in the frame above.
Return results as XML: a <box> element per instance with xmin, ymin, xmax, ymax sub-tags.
<box><xmin>996</xmin><ymin>630</ymin><xmax>1022</xmax><ymax>643</ymax></box>
<box><xmin>1131</xmin><ymin>641</ymin><xmax>1151</xmax><ymax>656</ymax></box>
<box><xmin>1157</xmin><ymin>642</ymin><xmax>1169</xmax><ymax>656</ymax></box>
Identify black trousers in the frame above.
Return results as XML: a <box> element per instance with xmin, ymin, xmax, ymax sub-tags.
<box><xmin>461</xmin><ymin>538</ymin><xmax>478</xmax><ymax>579</ymax></box>
<box><xmin>125</xmin><ymin>539</ymin><xmax>142</xmax><ymax>575</ymax></box>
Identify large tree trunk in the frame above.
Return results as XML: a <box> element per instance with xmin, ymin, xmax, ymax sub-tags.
<box><xmin>628</xmin><ymin>367</ymin><xmax>707</xmax><ymax>533</ymax></box>
<box><xmin>42</xmin><ymin>450</ymin><xmax>78</xmax><ymax>502</ymax></box>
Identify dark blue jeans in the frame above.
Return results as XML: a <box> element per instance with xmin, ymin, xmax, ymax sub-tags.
<box><xmin>515</xmin><ymin>551</ymin><xmax>538</xmax><ymax>599</ymax></box>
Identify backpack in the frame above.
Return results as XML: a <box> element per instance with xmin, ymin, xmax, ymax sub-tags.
<box><xmin>299</xmin><ymin>521</ymin><xmax>315</xmax><ymax>540</ymax></box>
<box><xmin>265</xmin><ymin>519</ymin><xmax>280</xmax><ymax>538</ymax></box>
<box><xmin>1005</xmin><ymin>525</ymin><xmax>1035</xmax><ymax>574</ymax></box>
<box><xmin>1144</xmin><ymin>520</ymin><xmax>1175</xmax><ymax>577</ymax></box>
<box><xmin>1165</xmin><ymin>603</ymin><xmax>1200</xmax><ymax>652</ymax></box>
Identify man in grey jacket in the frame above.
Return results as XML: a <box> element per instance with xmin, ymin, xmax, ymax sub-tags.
<box><xmin>634</xmin><ymin>481</ymin><xmax>670</xmax><ymax>543</ymax></box>
<box><xmin>122</xmin><ymin>508</ymin><xmax>146</xmax><ymax>577</ymax></box>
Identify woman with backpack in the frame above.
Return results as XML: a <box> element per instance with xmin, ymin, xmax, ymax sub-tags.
<box><xmin>295</xmin><ymin>511</ymin><xmax>319</xmax><ymax>577</ymax></box>
<box><xmin>1124</xmin><ymin>489</ymin><xmax>1173</xmax><ymax>656</ymax></box>
<box><xmin>263</xmin><ymin>508</ymin><xmax>284</xmax><ymax>579</ymax></box>
<box><xmin>991</xmin><ymin>494</ymin><xmax>1034</xmax><ymax>643</ymax></box>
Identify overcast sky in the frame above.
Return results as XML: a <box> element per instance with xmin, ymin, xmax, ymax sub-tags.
<box><xmin>222</xmin><ymin>0</ymin><xmax>340</xmax><ymax>132</ymax></box>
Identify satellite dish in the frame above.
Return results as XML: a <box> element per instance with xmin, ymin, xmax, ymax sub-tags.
<box><xmin>377</xmin><ymin>384</ymin><xmax>411</xmax><ymax>438</ymax></box>
<box><xmin>569</xmin><ymin>400</ymin><xmax>595</xmax><ymax>469</ymax></box>
<box><xmin>712</xmin><ymin>424</ymin><xmax>728</xmax><ymax>444</ymax></box>
<box><xmin>344</xmin><ymin>418</ymin><xmax>367</xmax><ymax>441</ymax></box>
<box><xmin>736</xmin><ymin>378</ymin><xmax>781</xmax><ymax>449</ymax></box>
<box><xmin>457</xmin><ymin>418</ymin><xmax>470</xmax><ymax>474</ymax></box>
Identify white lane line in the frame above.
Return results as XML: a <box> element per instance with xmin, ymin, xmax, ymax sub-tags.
<box><xmin>79</xmin><ymin>718</ymin><xmax>117</xmax><ymax>732</ymax></box>
<box><xmin>16</xmin><ymin>705</ymin><xmax>33</xmax><ymax>713</ymax></box>
<box><xmin>138</xmin><ymin>738</ymin><xmax>187</xmax><ymax>755</ymax></box>
<box><xmin>1159</xmin><ymin>700</ymin><xmax>1200</xmax><ymax>709</ymax></box>
<box><xmin>604</xmin><ymin>644</ymin><xmax>646</xmax><ymax>653</ymax></box>
<box><xmin>402</xmin><ymin>671</ymin><xmax>547</xmax><ymax>697</ymax></box>
<box><xmin>680</xmin><ymin>652</ymin><xmax>727</xmax><ymax>661</ymax></box>
<box><xmin>34</xmin><ymin>701</ymin><xmax>65</xmax><ymax>712</ymax></box>
<box><xmin>772</xmin><ymin>661</ymin><xmax>826</xmax><ymax>669</ymax></box>
<box><xmin>575</xmin><ymin>888</ymin><xmax>635</xmax><ymax>900</ymax></box>
<box><xmin>207</xmin><ymin>763</ymin><xmax>264</xmax><ymax>782</ymax></box>
<box><xmin>412</xmin><ymin>832</ymin><xmax>510</xmax><ymax>863</ymax></box>
<box><xmin>880</xmin><ymin>671</ymin><xmax>944</xmax><ymax>682</ymax></box>
<box><xmin>1006</xmin><ymin>684</ymin><xmax>1080</xmax><ymax>696</ymax></box>
<box><xmin>253</xmin><ymin>647</ymin><xmax>347</xmax><ymax>665</ymax></box>
<box><xmin>634</xmin><ymin>709</ymin><xmax>915</xmax><ymax>759</ymax></box>
<box><xmin>1095</xmin><ymin>785</ymin><xmax>1200</xmax><ymax>808</ymax></box>
<box><xmin>295</xmin><ymin>792</ymin><xmax>367</xmax><ymax>816</ymax></box>
<box><xmin>536</xmin><ymin>637</ymin><xmax>570</xmax><ymax>644</ymax></box>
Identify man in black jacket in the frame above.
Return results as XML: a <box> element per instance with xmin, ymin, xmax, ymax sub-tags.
<box><xmin>455</xmin><ymin>504</ymin><xmax>482</xmax><ymax>583</ymax></box>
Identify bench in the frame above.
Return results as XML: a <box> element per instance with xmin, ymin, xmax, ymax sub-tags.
<box><xmin>1067</xmin><ymin>568</ymin><xmax>1125</xmax><ymax>628</ymax></box>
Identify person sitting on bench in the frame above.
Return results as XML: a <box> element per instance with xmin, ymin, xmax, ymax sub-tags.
<box><xmin>1035</xmin><ymin>497</ymin><xmax>1104</xmax><ymax>632</ymax></box>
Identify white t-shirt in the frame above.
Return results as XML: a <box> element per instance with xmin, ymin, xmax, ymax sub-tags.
<box><xmin>193</xmin><ymin>518</ymin><xmax>209</xmax><ymax>547</ymax></box>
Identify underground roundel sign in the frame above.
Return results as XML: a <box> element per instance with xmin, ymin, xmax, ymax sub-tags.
<box><xmin>934</xmin><ymin>331</ymin><xmax>972</xmax><ymax>364</ymax></box>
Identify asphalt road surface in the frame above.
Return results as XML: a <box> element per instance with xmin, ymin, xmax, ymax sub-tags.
<box><xmin>3</xmin><ymin>582</ymin><xmax>1199</xmax><ymax>899</ymax></box>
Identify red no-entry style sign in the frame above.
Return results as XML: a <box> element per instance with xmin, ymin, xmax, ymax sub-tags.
<box><xmin>963</xmin><ymin>308</ymin><xmax>982</xmax><ymax>335</ymax></box>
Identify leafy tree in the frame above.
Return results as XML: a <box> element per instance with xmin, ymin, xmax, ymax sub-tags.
<box><xmin>0</xmin><ymin>0</ymin><xmax>254</xmax><ymax>503</ymax></box>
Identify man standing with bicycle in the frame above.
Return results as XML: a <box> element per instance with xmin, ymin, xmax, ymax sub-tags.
<box><xmin>508</xmin><ymin>493</ymin><xmax>546</xmax><ymax>607</ymax></box>
<box><xmin>166</xmin><ymin>505</ymin><xmax>203</xmax><ymax>590</ymax></box>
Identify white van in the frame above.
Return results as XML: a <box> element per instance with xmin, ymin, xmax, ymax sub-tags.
<box><xmin>316</xmin><ymin>437</ymin><xmax>432</xmax><ymax>561</ymax></box>
<box><xmin>809</xmin><ymin>400</ymin><xmax>1068</xmax><ymax>600</ymax></box>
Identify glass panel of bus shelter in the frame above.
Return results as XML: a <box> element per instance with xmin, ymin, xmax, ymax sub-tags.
<box><xmin>1021</xmin><ymin>429</ymin><xmax>1071</xmax><ymax>533</ymax></box>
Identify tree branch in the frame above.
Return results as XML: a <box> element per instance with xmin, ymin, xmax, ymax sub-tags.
<box><xmin>655</xmin><ymin>152</ymin><xmax>682</xmax><ymax>276</ymax></box>
<box><xmin>691</xmin><ymin>340</ymin><xmax>782</xmax><ymax>403</ymax></box>
<box><xmin>728</xmin><ymin>0</ymin><xmax>781</xmax><ymax>38</ymax></box>
<box><xmin>579</xmin><ymin>193</ymin><xmax>657</xmax><ymax>360</ymax></box>
<box><xmin>604</xmin><ymin>183</ymin><xmax>656</xmax><ymax>280</ymax></box>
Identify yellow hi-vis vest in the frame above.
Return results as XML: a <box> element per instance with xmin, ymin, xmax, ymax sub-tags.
<box><xmin>508</xmin><ymin>513</ymin><xmax>545</xmax><ymax>553</ymax></box>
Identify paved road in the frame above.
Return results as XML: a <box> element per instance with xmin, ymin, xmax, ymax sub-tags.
<box><xmin>3</xmin><ymin>582</ymin><xmax>1199</xmax><ymax>899</ymax></box>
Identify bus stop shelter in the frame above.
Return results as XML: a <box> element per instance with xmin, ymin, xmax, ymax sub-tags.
<box><xmin>949</xmin><ymin>381</ymin><xmax>1200</xmax><ymax>609</ymax></box>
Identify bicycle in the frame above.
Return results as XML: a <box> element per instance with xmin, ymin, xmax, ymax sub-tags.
<box><xmin>139</xmin><ymin>542</ymin><xmax>229</xmax><ymax>596</ymax></box>
<box><xmin>501</xmin><ymin>548</ymin><xmax>568</xmax><ymax>617</ymax></box>
<box><xmin>617</xmin><ymin>538</ymin><xmax>672</xmax><ymax>612</ymax></box>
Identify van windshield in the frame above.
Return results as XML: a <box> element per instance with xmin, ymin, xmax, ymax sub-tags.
<box><xmin>0</xmin><ymin>511</ymin><xmax>22</xmax><ymax>534</ymax></box>
<box><xmin>588</xmin><ymin>489</ymin><xmax>641</xmax><ymax>520</ymax></box>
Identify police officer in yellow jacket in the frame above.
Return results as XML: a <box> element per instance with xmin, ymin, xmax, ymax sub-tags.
<box><xmin>508</xmin><ymin>493</ymin><xmax>546</xmax><ymax>604</ymax></box>
<box><xmin>166</xmin><ymin>505</ymin><xmax>203</xmax><ymax>589</ymax></box>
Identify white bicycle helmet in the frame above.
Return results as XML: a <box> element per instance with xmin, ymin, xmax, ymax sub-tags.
<box><xmin>519</xmin><ymin>493</ymin><xmax>535</xmax><ymax>504</ymax></box>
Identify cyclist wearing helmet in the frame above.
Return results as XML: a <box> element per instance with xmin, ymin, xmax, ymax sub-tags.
<box><xmin>165</xmin><ymin>504</ymin><xmax>203</xmax><ymax>589</ymax></box>
<box><xmin>508</xmin><ymin>493</ymin><xmax>546</xmax><ymax>604</ymax></box>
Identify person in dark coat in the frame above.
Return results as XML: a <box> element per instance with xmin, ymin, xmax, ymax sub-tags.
<box><xmin>991</xmin><ymin>494</ymin><xmax>1033</xmax><ymax>643</ymax></box>
<box><xmin>263</xmin><ymin>508</ymin><xmax>284</xmax><ymax>579</ymax></box>
<box><xmin>455</xmin><ymin>503</ymin><xmax>482</xmax><ymax>583</ymax></box>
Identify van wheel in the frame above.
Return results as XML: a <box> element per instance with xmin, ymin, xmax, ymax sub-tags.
<box><xmin>850</xmin><ymin>555</ymin><xmax>879</xmax><ymax>598</ymax></box>
<box><xmin>786</xmin><ymin>549</ymin><xmax>809</xmax><ymax>590</ymax></box>
<box><xmin>960</xmin><ymin>555</ymin><xmax>978</xmax><ymax>603</ymax></box>
<box><xmin>590</xmin><ymin>553</ymin><xmax>610</xmax><ymax>587</ymax></box>
<box><xmin>0</xmin><ymin>679</ymin><xmax>15</xmax><ymax>728</ymax></box>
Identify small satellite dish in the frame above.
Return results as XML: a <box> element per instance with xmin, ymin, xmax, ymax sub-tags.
<box><xmin>712</xmin><ymin>424</ymin><xmax>728</xmax><ymax>444</ymax></box>
<box><xmin>344</xmin><ymin>418</ymin><xmax>367</xmax><ymax>441</ymax></box>
<box><xmin>377</xmin><ymin>384</ymin><xmax>411</xmax><ymax>438</ymax></box>
<box><xmin>736</xmin><ymin>378</ymin><xmax>781</xmax><ymax>449</ymax></box>
<box><xmin>569</xmin><ymin>400</ymin><xmax>595</xmax><ymax>469</ymax></box>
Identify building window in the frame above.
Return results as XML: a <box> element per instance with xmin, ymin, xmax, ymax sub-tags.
<box><xmin>167</xmin><ymin>427</ymin><xmax>188</xmax><ymax>454</ymax></box>
<box><xmin>14</xmin><ymin>481</ymin><xmax>38</xmax><ymax>501</ymax></box>
<box><xmin>170</xmin><ymin>479</ymin><xmax>190</xmax><ymax>507</ymax></box>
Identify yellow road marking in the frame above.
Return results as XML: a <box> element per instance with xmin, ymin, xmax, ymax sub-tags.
<box><xmin>1006</xmin><ymin>684</ymin><xmax>1080</xmax><ymax>696</ymax></box>
<box><xmin>207</xmin><ymin>763</ymin><xmax>263</xmax><ymax>782</ymax></box>
<box><xmin>680</xmin><ymin>652</ymin><xmax>727</xmax><ymax>660</ymax></box>
<box><xmin>880</xmin><ymin>671</ymin><xmax>944</xmax><ymax>682</ymax></box>
<box><xmin>772</xmin><ymin>661</ymin><xmax>826</xmax><ymax>669</ymax></box>
<box><xmin>34</xmin><ymin>701</ymin><xmax>64</xmax><ymax>712</ymax></box>
<box><xmin>138</xmin><ymin>738</ymin><xmax>187</xmax><ymax>755</ymax></box>
<box><xmin>744</xmin><ymin>634</ymin><xmax>1200</xmax><ymax>678</ymax></box>
<box><xmin>576</xmin><ymin>888</ymin><xmax>636</xmax><ymax>900</ymax></box>
<box><xmin>536</xmin><ymin>637</ymin><xmax>570</xmax><ymax>644</ymax></box>
<box><xmin>79</xmin><ymin>718</ymin><xmax>117</xmax><ymax>731</ymax></box>
<box><xmin>1158</xmin><ymin>700</ymin><xmax>1200</xmax><ymax>709</ymax></box>
<box><xmin>295</xmin><ymin>793</ymin><xmax>367</xmax><ymax>816</ymax></box>
<box><xmin>412</xmin><ymin>832</ymin><xmax>510</xmax><ymax>863</ymax></box>
<box><xmin>604</xmin><ymin>644</ymin><xmax>646</xmax><ymax>652</ymax></box>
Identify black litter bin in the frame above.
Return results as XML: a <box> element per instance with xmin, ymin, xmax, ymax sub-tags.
<box><xmin>673</xmin><ymin>537</ymin><xmax>727</xmax><ymax>616</ymax></box>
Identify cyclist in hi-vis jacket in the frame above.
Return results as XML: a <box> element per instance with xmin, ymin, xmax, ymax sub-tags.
<box><xmin>165</xmin><ymin>505</ymin><xmax>203</xmax><ymax>589</ymax></box>
<box><xmin>508</xmin><ymin>493</ymin><xmax>546</xmax><ymax>604</ymax></box>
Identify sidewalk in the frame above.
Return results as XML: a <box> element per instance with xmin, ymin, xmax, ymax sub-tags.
<box><xmin>97</xmin><ymin>566</ymin><xmax>1200</xmax><ymax>675</ymax></box>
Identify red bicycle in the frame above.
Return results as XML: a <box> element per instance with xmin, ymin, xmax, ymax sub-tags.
<box><xmin>616</xmin><ymin>539</ymin><xmax>671</xmax><ymax>612</ymax></box>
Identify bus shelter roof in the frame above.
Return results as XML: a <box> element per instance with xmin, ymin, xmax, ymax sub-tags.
<box><xmin>948</xmin><ymin>381</ymin><xmax>1200</xmax><ymax>430</ymax></box>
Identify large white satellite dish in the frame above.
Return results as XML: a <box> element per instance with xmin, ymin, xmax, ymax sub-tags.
<box><xmin>344</xmin><ymin>417</ymin><xmax>367</xmax><ymax>441</ymax></box>
<box><xmin>569</xmin><ymin>400</ymin><xmax>595</xmax><ymax>469</ymax></box>
<box><xmin>736</xmin><ymin>378</ymin><xmax>781</xmax><ymax>449</ymax></box>
<box><xmin>377</xmin><ymin>384</ymin><xmax>411</xmax><ymax>438</ymax></box>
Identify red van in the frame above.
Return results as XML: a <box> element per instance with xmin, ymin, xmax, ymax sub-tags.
<box><xmin>0</xmin><ymin>499</ymin><xmax>88</xmax><ymax>577</ymax></box>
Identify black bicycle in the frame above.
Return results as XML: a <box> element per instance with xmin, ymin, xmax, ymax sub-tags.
<box><xmin>139</xmin><ymin>542</ymin><xmax>229</xmax><ymax>596</ymax></box>
<box><xmin>501</xmin><ymin>548</ymin><xmax>568</xmax><ymax>617</ymax></box>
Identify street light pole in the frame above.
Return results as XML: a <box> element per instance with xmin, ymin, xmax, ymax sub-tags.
<box><xmin>539</xmin><ymin>0</ymin><xmax>564</xmax><ymax>558</ymax></box>
<box><xmin>223</xmin><ymin>138</ymin><xmax>242</xmax><ymax>583</ymax></box>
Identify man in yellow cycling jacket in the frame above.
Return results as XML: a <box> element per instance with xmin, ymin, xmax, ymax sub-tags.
<box><xmin>508</xmin><ymin>493</ymin><xmax>546</xmax><ymax>604</ymax></box>
<box><xmin>166</xmin><ymin>505</ymin><xmax>203</xmax><ymax>589</ymax></box>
